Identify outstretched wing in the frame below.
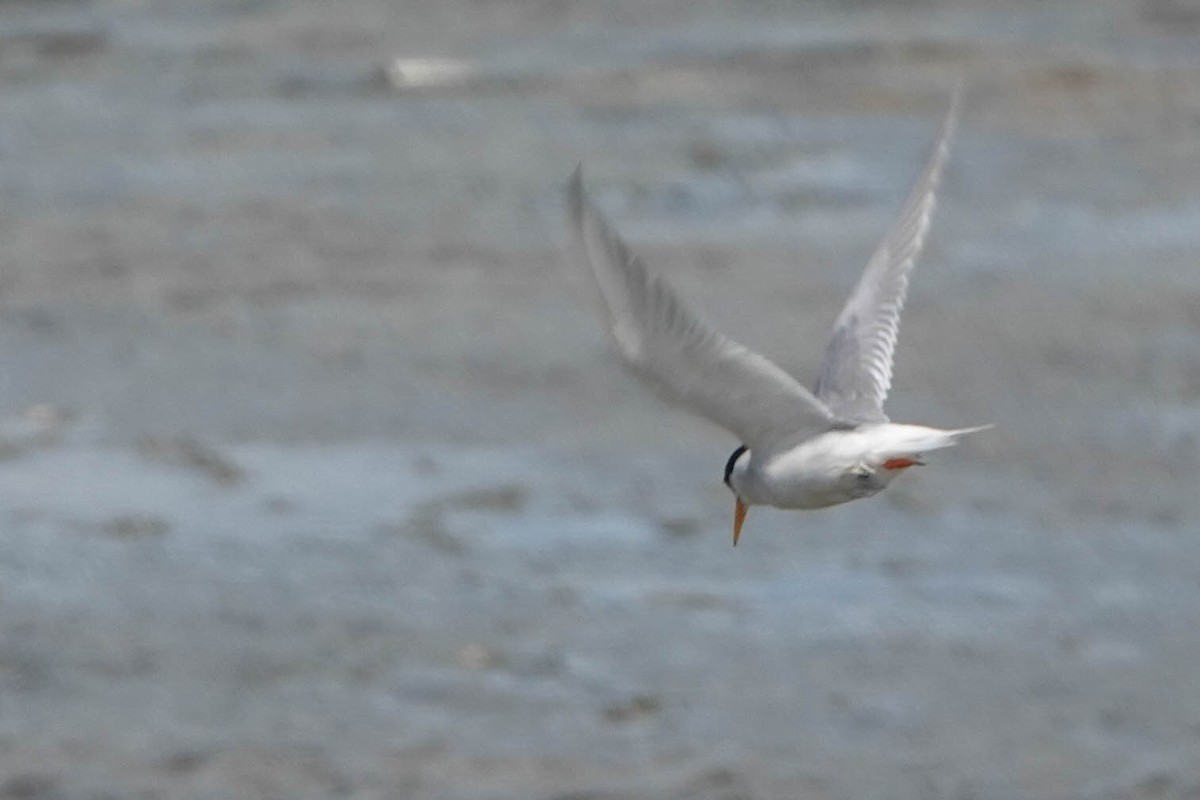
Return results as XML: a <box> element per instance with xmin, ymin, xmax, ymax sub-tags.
<box><xmin>814</xmin><ymin>92</ymin><xmax>960</xmax><ymax>423</ymax></box>
<box><xmin>568</xmin><ymin>168</ymin><xmax>835</xmax><ymax>453</ymax></box>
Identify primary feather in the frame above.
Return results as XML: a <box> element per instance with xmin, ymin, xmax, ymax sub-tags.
<box><xmin>567</xmin><ymin>168</ymin><xmax>836</xmax><ymax>454</ymax></box>
<box><xmin>814</xmin><ymin>92</ymin><xmax>960</xmax><ymax>423</ymax></box>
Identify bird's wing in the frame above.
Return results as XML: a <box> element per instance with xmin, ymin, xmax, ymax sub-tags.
<box><xmin>568</xmin><ymin>168</ymin><xmax>836</xmax><ymax>453</ymax></box>
<box><xmin>814</xmin><ymin>92</ymin><xmax>960</xmax><ymax>423</ymax></box>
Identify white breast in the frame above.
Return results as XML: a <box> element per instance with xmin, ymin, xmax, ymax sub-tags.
<box><xmin>728</xmin><ymin>426</ymin><xmax>915</xmax><ymax>510</ymax></box>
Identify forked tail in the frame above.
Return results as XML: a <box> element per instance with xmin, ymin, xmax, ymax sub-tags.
<box><xmin>877</xmin><ymin>422</ymin><xmax>993</xmax><ymax>458</ymax></box>
<box><xmin>947</xmin><ymin>423</ymin><xmax>994</xmax><ymax>439</ymax></box>
<box><xmin>927</xmin><ymin>423</ymin><xmax>994</xmax><ymax>452</ymax></box>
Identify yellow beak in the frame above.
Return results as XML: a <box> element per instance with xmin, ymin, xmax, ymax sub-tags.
<box><xmin>733</xmin><ymin>497</ymin><xmax>748</xmax><ymax>546</ymax></box>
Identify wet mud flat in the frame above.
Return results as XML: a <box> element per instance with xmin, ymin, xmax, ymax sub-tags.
<box><xmin>2</xmin><ymin>0</ymin><xmax>1200</xmax><ymax>798</ymax></box>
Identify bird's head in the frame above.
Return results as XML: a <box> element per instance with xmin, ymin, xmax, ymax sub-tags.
<box><xmin>723</xmin><ymin>445</ymin><xmax>750</xmax><ymax>546</ymax></box>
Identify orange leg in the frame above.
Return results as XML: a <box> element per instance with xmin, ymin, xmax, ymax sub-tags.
<box><xmin>883</xmin><ymin>457</ymin><xmax>924</xmax><ymax>470</ymax></box>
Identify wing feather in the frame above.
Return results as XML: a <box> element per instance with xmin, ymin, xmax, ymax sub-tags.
<box><xmin>814</xmin><ymin>92</ymin><xmax>960</xmax><ymax>422</ymax></box>
<box><xmin>568</xmin><ymin>168</ymin><xmax>835</xmax><ymax>452</ymax></box>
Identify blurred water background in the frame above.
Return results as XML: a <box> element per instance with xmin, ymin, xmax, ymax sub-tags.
<box><xmin>1</xmin><ymin>1</ymin><xmax>1199</xmax><ymax>797</ymax></box>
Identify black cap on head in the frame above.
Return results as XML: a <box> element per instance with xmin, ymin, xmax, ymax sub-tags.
<box><xmin>723</xmin><ymin>445</ymin><xmax>748</xmax><ymax>488</ymax></box>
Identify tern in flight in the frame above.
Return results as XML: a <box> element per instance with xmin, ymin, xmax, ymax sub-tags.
<box><xmin>566</xmin><ymin>95</ymin><xmax>989</xmax><ymax>546</ymax></box>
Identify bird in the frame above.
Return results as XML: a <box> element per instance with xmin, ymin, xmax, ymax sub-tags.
<box><xmin>565</xmin><ymin>94</ymin><xmax>990</xmax><ymax>546</ymax></box>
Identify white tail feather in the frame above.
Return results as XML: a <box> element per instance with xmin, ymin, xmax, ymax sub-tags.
<box><xmin>874</xmin><ymin>423</ymin><xmax>993</xmax><ymax>458</ymax></box>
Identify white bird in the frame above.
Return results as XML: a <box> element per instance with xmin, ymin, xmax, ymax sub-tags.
<box><xmin>566</xmin><ymin>95</ymin><xmax>991</xmax><ymax>546</ymax></box>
